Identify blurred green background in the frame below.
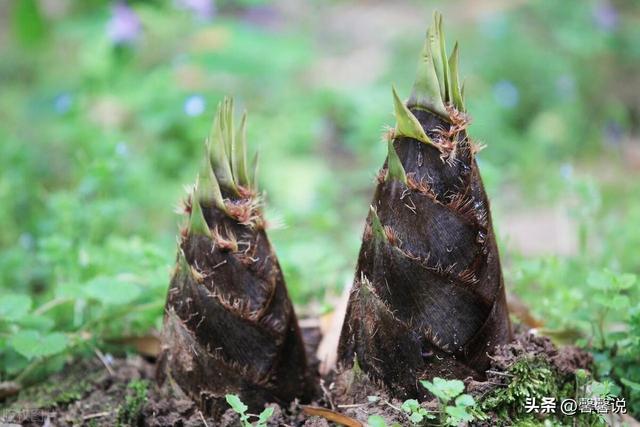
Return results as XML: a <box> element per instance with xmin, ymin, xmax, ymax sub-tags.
<box><xmin>1</xmin><ymin>0</ymin><xmax>639</xmax><ymax>414</ymax></box>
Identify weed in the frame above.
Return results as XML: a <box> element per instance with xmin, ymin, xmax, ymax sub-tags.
<box><xmin>367</xmin><ymin>414</ymin><xmax>401</xmax><ymax>427</ymax></box>
<box><xmin>421</xmin><ymin>377</ymin><xmax>486</xmax><ymax>426</ymax></box>
<box><xmin>400</xmin><ymin>398</ymin><xmax>435</xmax><ymax>424</ymax></box>
<box><xmin>116</xmin><ymin>379</ymin><xmax>149</xmax><ymax>427</ymax></box>
<box><xmin>225</xmin><ymin>394</ymin><xmax>274</xmax><ymax>427</ymax></box>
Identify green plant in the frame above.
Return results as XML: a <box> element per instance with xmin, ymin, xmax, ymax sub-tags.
<box><xmin>508</xmin><ymin>201</ymin><xmax>640</xmax><ymax>418</ymax></box>
<box><xmin>367</xmin><ymin>415</ymin><xmax>388</xmax><ymax>427</ymax></box>
<box><xmin>116</xmin><ymin>379</ymin><xmax>149</xmax><ymax>427</ymax></box>
<box><xmin>401</xmin><ymin>398</ymin><xmax>435</xmax><ymax>424</ymax></box>
<box><xmin>591</xmin><ymin>296</ymin><xmax>640</xmax><ymax>418</ymax></box>
<box><xmin>421</xmin><ymin>377</ymin><xmax>484</xmax><ymax>426</ymax></box>
<box><xmin>225</xmin><ymin>394</ymin><xmax>274</xmax><ymax>427</ymax></box>
<box><xmin>0</xmin><ymin>236</ymin><xmax>167</xmax><ymax>384</ymax></box>
<box><xmin>586</xmin><ymin>270</ymin><xmax>636</xmax><ymax>349</ymax></box>
<box><xmin>367</xmin><ymin>414</ymin><xmax>403</xmax><ymax>427</ymax></box>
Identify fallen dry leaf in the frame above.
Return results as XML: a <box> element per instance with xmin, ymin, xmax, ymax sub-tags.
<box><xmin>302</xmin><ymin>406</ymin><xmax>363</xmax><ymax>427</ymax></box>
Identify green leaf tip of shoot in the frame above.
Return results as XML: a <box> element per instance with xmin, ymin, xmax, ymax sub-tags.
<box><xmin>233</xmin><ymin>110</ymin><xmax>250</xmax><ymax>188</ymax></box>
<box><xmin>197</xmin><ymin>150</ymin><xmax>225</xmax><ymax>211</ymax></box>
<box><xmin>386</xmin><ymin>140</ymin><xmax>407</xmax><ymax>184</ymax></box>
<box><xmin>188</xmin><ymin>182</ymin><xmax>212</xmax><ymax>238</ymax></box>
<box><xmin>225</xmin><ymin>394</ymin><xmax>248</xmax><ymax>415</ymax></box>
<box><xmin>448</xmin><ymin>41</ymin><xmax>464</xmax><ymax>111</ymax></box>
<box><xmin>222</xmin><ymin>97</ymin><xmax>234</xmax><ymax>167</ymax></box>
<box><xmin>176</xmin><ymin>247</ymin><xmax>189</xmax><ymax>276</ymax></box>
<box><xmin>250</xmin><ymin>150</ymin><xmax>260</xmax><ymax>191</ymax></box>
<box><xmin>408</xmin><ymin>26</ymin><xmax>447</xmax><ymax>118</ymax></box>
<box><xmin>208</xmin><ymin>102</ymin><xmax>236</xmax><ymax>193</ymax></box>
<box><xmin>207</xmin><ymin>97</ymin><xmax>259</xmax><ymax>195</ymax></box>
<box><xmin>436</xmin><ymin>11</ymin><xmax>451</xmax><ymax>104</ymax></box>
<box><xmin>408</xmin><ymin>12</ymin><xmax>466</xmax><ymax>117</ymax></box>
<box><xmin>428</xmin><ymin>12</ymin><xmax>448</xmax><ymax>103</ymax></box>
<box><xmin>352</xmin><ymin>352</ymin><xmax>363</xmax><ymax>376</ymax></box>
<box><xmin>171</xmin><ymin>249</ymin><xmax>195</xmax><ymax>286</ymax></box>
<box><xmin>369</xmin><ymin>206</ymin><xmax>387</xmax><ymax>243</ymax></box>
<box><xmin>392</xmin><ymin>85</ymin><xmax>433</xmax><ymax>146</ymax></box>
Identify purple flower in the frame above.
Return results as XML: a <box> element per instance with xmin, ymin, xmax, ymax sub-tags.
<box><xmin>175</xmin><ymin>0</ymin><xmax>216</xmax><ymax>21</ymax></box>
<box><xmin>592</xmin><ymin>1</ymin><xmax>619</xmax><ymax>32</ymax></box>
<box><xmin>107</xmin><ymin>2</ymin><xmax>141</xmax><ymax>45</ymax></box>
<box><xmin>184</xmin><ymin>95</ymin><xmax>206</xmax><ymax>117</ymax></box>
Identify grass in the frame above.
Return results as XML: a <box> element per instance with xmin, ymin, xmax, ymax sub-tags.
<box><xmin>116</xmin><ymin>379</ymin><xmax>149</xmax><ymax>427</ymax></box>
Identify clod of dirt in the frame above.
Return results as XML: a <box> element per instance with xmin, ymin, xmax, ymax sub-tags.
<box><xmin>489</xmin><ymin>331</ymin><xmax>593</xmax><ymax>375</ymax></box>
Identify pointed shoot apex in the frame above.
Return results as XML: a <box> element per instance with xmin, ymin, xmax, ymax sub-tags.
<box><xmin>408</xmin><ymin>28</ymin><xmax>448</xmax><ymax>118</ymax></box>
<box><xmin>408</xmin><ymin>12</ymin><xmax>464</xmax><ymax>119</ymax></box>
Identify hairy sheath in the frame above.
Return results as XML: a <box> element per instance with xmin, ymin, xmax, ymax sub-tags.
<box><xmin>338</xmin><ymin>14</ymin><xmax>512</xmax><ymax>399</ymax></box>
<box><xmin>157</xmin><ymin>98</ymin><xmax>315</xmax><ymax>417</ymax></box>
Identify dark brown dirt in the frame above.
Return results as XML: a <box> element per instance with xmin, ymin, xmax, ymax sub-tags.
<box><xmin>0</xmin><ymin>329</ymin><xmax>599</xmax><ymax>427</ymax></box>
<box><xmin>489</xmin><ymin>330</ymin><xmax>594</xmax><ymax>375</ymax></box>
<box><xmin>1</xmin><ymin>356</ymin><xmax>154</xmax><ymax>426</ymax></box>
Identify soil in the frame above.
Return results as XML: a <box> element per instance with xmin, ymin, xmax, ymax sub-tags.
<box><xmin>0</xmin><ymin>328</ymin><xmax>623</xmax><ymax>427</ymax></box>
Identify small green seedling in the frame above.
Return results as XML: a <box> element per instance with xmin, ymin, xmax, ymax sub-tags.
<box><xmin>116</xmin><ymin>379</ymin><xmax>149</xmax><ymax>427</ymax></box>
<box><xmin>225</xmin><ymin>394</ymin><xmax>274</xmax><ymax>427</ymax></box>
<box><xmin>401</xmin><ymin>398</ymin><xmax>435</xmax><ymax>424</ymax></box>
<box><xmin>444</xmin><ymin>394</ymin><xmax>476</xmax><ymax>426</ymax></box>
<box><xmin>367</xmin><ymin>414</ymin><xmax>402</xmax><ymax>427</ymax></box>
<box><xmin>421</xmin><ymin>377</ymin><xmax>483</xmax><ymax>426</ymax></box>
<box><xmin>367</xmin><ymin>415</ymin><xmax>387</xmax><ymax>427</ymax></box>
<box><xmin>586</xmin><ymin>270</ymin><xmax>636</xmax><ymax>349</ymax></box>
